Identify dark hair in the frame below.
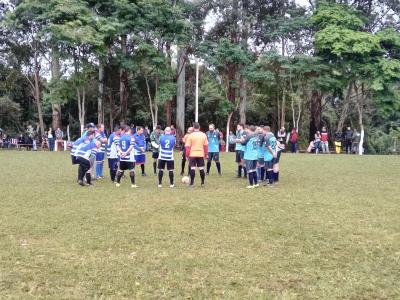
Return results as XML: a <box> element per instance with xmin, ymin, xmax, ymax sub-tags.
<box><xmin>136</xmin><ymin>126</ymin><xmax>143</xmax><ymax>131</ymax></box>
<box><xmin>193</xmin><ymin>122</ymin><xmax>200</xmax><ymax>129</ymax></box>
<box><xmin>156</xmin><ymin>125</ymin><xmax>161</xmax><ymax>130</ymax></box>
<box><xmin>114</xmin><ymin>125</ymin><xmax>121</xmax><ymax>132</ymax></box>
<box><xmin>124</xmin><ymin>126</ymin><xmax>131</xmax><ymax>133</ymax></box>
<box><xmin>249</xmin><ymin>125</ymin><xmax>256</xmax><ymax>132</ymax></box>
<box><xmin>237</xmin><ymin>123</ymin><xmax>244</xmax><ymax>128</ymax></box>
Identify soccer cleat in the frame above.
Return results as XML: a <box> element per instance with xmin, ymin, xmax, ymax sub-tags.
<box><xmin>115</xmin><ymin>183</ymin><xmax>121</xmax><ymax>187</ymax></box>
<box><xmin>169</xmin><ymin>184</ymin><xmax>175</xmax><ymax>188</ymax></box>
<box><xmin>266</xmin><ymin>183</ymin><xmax>274</xmax><ymax>188</ymax></box>
<box><xmin>78</xmin><ymin>180</ymin><xmax>85</xmax><ymax>187</ymax></box>
<box><xmin>236</xmin><ymin>175</ymin><xmax>241</xmax><ymax>178</ymax></box>
<box><xmin>187</xmin><ymin>184</ymin><xmax>194</xmax><ymax>188</ymax></box>
<box><xmin>254</xmin><ymin>184</ymin><xmax>260</xmax><ymax>188</ymax></box>
<box><xmin>246</xmin><ymin>185</ymin><xmax>255</xmax><ymax>189</ymax></box>
<box><xmin>206</xmin><ymin>172</ymin><xmax>209</xmax><ymax>175</ymax></box>
<box><xmin>158</xmin><ymin>184</ymin><xmax>162</xmax><ymax>188</ymax></box>
<box><xmin>200</xmin><ymin>183</ymin><xmax>205</xmax><ymax>188</ymax></box>
<box><xmin>141</xmin><ymin>173</ymin><xmax>147</xmax><ymax>177</ymax></box>
<box><xmin>131</xmin><ymin>184</ymin><xmax>138</xmax><ymax>188</ymax></box>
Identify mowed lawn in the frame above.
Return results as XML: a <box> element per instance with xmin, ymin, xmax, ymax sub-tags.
<box><xmin>0</xmin><ymin>151</ymin><xmax>399</xmax><ymax>299</ymax></box>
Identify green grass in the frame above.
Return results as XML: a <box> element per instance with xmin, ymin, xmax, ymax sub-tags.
<box><xmin>0</xmin><ymin>151</ymin><xmax>399</xmax><ymax>299</ymax></box>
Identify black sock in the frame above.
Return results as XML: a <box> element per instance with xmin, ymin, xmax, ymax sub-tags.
<box><xmin>199</xmin><ymin>169</ymin><xmax>205</xmax><ymax>184</ymax></box>
<box><xmin>181</xmin><ymin>160</ymin><xmax>185</xmax><ymax>174</ymax></box>
<box><xmin>111</xmin><ymin>169</ymin><xmax>117</xmax><ymax>182</ymax></box>
<box><xmin>153</xmin><ymin>162</ymin><xmax>157</xmax><ymax>174</ymax></box>
<box><xmin>268</xmin><ymin>170</ymin><xmax>274</xmax><ymax>184</ymax></box>
<box><xmin>238</xmin><ymin>165</ymin><xmax>242</xmax><ymax>177</ymax></box>
<box><xmin>141</xmin><ymin>164</ymin><xmax>145</xmax><ymax>175</ymax></box>
<box><xmin>248</xmin><ymin>172</ymin><xmax>253</xmax><ymax>185</ymax></box>
<box><xmin>274</xmin><ymin>172</ymin><xmax>279</xmax><ymax>182</ymax></box>
<box><xmin>216</xmin><ymin>162</ymin><xmax>221</xmax><ymax>174</ymax></box>
<box><xmin>187</xmin><ymin>165</ymin><xmax>191</xmax><ymax>176</ymax></box>
<box><xmin>253</xmin><ymin>172</ymin><xmax>258</xmax><ymax>185</ymax></box>
<box><xmin>169</xmin><ymin>171</ymin><xmax>174</xmax><ymax>185</ymax></box>
<box><xmin>190</xmin><ymin>169</ymin><xmax>195</xmax><ymax>185</ymax></box>
<box><xmin>243</xmin><ymin>167</ymin><xmax>247</xmax><ymax>177</ymax></box>
<box><xmin>85</xmin><ymin>173</ymin><xmax>92</xmax><ymax>185</ymax></box>
<box><xmin>78</xmin><ymin>165</ymin><xmax>84</xmax><ymax>181</ymax></box>
<box><xmin>260</xmin><ymin>167</ymin><xmax>265</xmax><ymax>181</ymax></box>
<box><xmin>116</xmin><ymin>170</ymin><xmax>124</xmax><ymax>183</ymax></box>
<box><xmin>130</xmin><ymin>171</ymin><xmax>135</xmax><ymax>184</ymax></box>
<box><xmin>158</xmin><ymin>170</ymin><xmax>163</xmax><ymax>185</ymax></box>
<box><xmin>206</xmin><ymin>161</ymin><xmax>211</xmax><ymax>174</ymax></box>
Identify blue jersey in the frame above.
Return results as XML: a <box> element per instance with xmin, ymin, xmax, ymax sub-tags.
<box><xmin>95</xmin><ymin>131</ymin><xmax>107</xmax><ymax>153</ymax></box>
<box><xmin>115</xmin><ymin>134</ymin><xmax>136</xmax><ymax>162</ymax></box>
<box><xmin>71</xmin><ymin>136</ymin><xmax>85</xmax><ymax>156</ymax></box>
<box><xmin>133</xmin><ymin>133</ymin><xmax>146</xmax><ymax>156</ymax></box>
<box><xmin>159</xmin><ymin>134</ymin><xmax>176</xmax><ymax>161</ymax></box>
<box><xmin>257</xmin><ymin>134</ymin><xmax>266</xmax><ymax>159</ymax></box>
<box><xmin>206</xmin><ymin>130</ymin><xmax>220</xmax><ymax>153</ymax></box>
<box><xmin>264</xmin><ymin>133</ymin><xmax>277</xmax><ymax>162</ymax></box>
<box><xmin>243</xmin><ymin>134</ymin><xmax>259</xmax><ymax>161</ymax></box>
<box><xmin>235</xmin><ymin>130</ymin><xmax>244</xmax><ymax>151</ymax></box>
<box><xmin>75</xmin><ymin>141</ymin><xmax>97</xmax><ymax>160</ymax></box>
<box><xmin>107</xmin><ymin>132</ymin><xmax>119</xmax><ymax>159</ymax></box>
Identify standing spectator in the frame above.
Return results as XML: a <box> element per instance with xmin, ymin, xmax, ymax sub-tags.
<box><xmin>47</xmin><ymin>128</ymin><xmax>55</xmax><ymax>151</ymax></box>
<box><xmin>55</xmin><ymin>127</ymin><xmax>64</xmax><ymax>151</ymax></box>
<box><xmin>320</xmin><ymin>126</ymin><xmax>329</xmax><ymax>153</ymax></box>
<box><xmin>18</xmin><ymin>134</ymin><xmax>24</xmax><ymax>147</ymax></box>
<box><xmin>144</xmin><ymin>126</ymin><xmax>151</xmax><ymax>151</ymax></box>
<box><xmin>170</xmin><ymin>125</ymin><xmax>177</xmax><ymax>137</ymax></box>
<box><xmin>314</xmin><ymin>131</ymin><xmax>321</xmax><ymax>154</ymax></box>
<box><xmin>277</xmin><ymin>127</ymin><xmax>287</xmax><ymax>151</ymax></box>
<box><xmin>228</xmin><ymin>131</ymin><xmax>236</xmax><ymax>152</ymax></box>
<box><xmin>352</xmin><ymin>129</ymin><xmax>361</xmax><ymax>153</ymax></box>
<box><xmin>289</xmin><ymin>128</ymin><xmax>298</xmax><ymax>153</ymax></box>
<box><xmin>344</xmin><ymin>127</ymin><xmax>353</xmax><ymax>154</ymax></box>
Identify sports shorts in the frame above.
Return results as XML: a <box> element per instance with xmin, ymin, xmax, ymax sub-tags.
<box><xmin>245</xmin><ymin>159</ymin><xmax>258</xmax><ymax>172</ymax></box>
<box><xmin>158</xmin><ymin>159</ymin><xmax>174</xmax><ymax>170</ymax></box>
<box><xmin>208</xmin><ymin>152</ymin><xmax>219</xmax><ymax>162</ymax></box>
<box><xmin>235</xmin><ymin>150</ymin><xmax>244</xmax><ymax>163</ymax></box>
<box><xmin>189</xmin><ymin>157</ymin><xmax>205</xmax><ymax>168</ymax></box>
<box><xmin>119</xmin><ymin>161</ymin><xmax>135</xmax><ymax>171</ymax></box>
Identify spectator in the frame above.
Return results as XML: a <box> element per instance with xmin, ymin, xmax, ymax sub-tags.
<box><xmin>170</xmin><ymin>125</ymin><xmax>177</xmax><ymax>136</ymax></box>
<box><xmin>144</xmin><ymin>126</ymin><xmax>151</xmax><ymax>151</ymax></box>
<box><xmin>334</xmin><ymin>132</ymin><xmax>343</xmax><ymax>154</ymax></box>
<box><xmin>47</xmin><ymin>128</ymin><xmax>55</xmax><ymax>151</ymax></box>
<box><xmin>228</xmin><ymin>131</ymin><xmax>236</xmax><ymax>152</ymax></box>
<box><xmin>352</xmin><ymin>129</ymin><xmax>361</xmax><ymax>153</ymax></box>
<box><xmin>320</xmin><ymin>126</ymin><xmax>329</xmax><ymax>153</ymax></box>
<box><xmin>55</xmin><ymin>127</ymin><xmax>64</xmax><ymax>151</ymax></box>
<box><xmin>277</xmin><ymin>127</ymin><xmax>287</xmax><ymax>151</ymax></box>
<box><xmin>18</xmin><ymin>134</ymin><xmax>24</xmax><ymax>146</ymax></box>
<box><xmin>289</xmin><ymin>128</ymin><xmax>298</xmax><ymax>153</ymax></box>
<box><xmin>314</xmin><ymin>131</ymin><xmax>321</xmax><ymax>154</ymax></box>
<box><xmin>344</xmin><ymin>127</ymin><xmax>353</xmax><ymax>154</ymax></box>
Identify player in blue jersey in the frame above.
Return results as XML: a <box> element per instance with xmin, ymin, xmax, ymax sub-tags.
<box><xmin>157</xmin><ymin>127</ymin><xmax>176</xmax><ymax>188</ymax></box>
<box><xmin>206</xmin><ymin>124</ymin><xmax>222</xmax><ymax>176</ymax></box>
<box><xmin>107</xmin><ymin>126</ymin><xmax>122</xmax><ymax>182</ymax></box>
<box><xmin>75</xmin><ymin>131</ymin><xmax>100</xmax><ymax>186</ymax></box>
<box><xmin>256</xmin><ymin>126</ymin><xmax>266</xmax><ymax>182</ymax></box>
<box><xmin>263</xmin><ymin>126</ymin><xmax>278</xmax><ymax>187</ymax></box>
<box><xmin>239</xmin><ymin>125</ymin><xmax>259</xmax><ymax>188</ymax></box>
<box><xmin>95</xmin><ymin>124</ymin><xmax>107</xmax><ymax>179</ymax></box>
<box><xmin>133</xmin><ymin>127</ymin><xmax>147</xmax><ymax>176</ymax></box>
<box><xmin>115</xmin><ymin>126</ymin><xmax>139</xmax><ymax>188</ymax></box>
<box><xmin>233</xmin><ymin>124</ymin><xmax>247</xmax><ymax>178</ymax></box>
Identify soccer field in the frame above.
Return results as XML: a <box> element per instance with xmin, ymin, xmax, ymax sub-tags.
<box><xmin>0</xmin><ymin>151</ymin><xmax>399</xmax><ymax>299</ymax></box>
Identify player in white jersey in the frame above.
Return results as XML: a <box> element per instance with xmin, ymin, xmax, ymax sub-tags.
<box><xmin>157</xmin><ymin>127</ymin><xmax>176</xmax><ymax>188</ymax></box>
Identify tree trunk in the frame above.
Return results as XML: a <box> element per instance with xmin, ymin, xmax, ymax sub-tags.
<box><xmin>32</xmin><ymin>46</ymin><xmax>45</xmax><ymax>137</ymax></box>
<box><xmin>238</xmin><ymin>0</ymin><xmax>249</xmax><ymax>125</ymax></box>
<box><xmin>51</xmin><ymin>47</ymin><xmax>62</xmax><ymax>130</ymax></box>
<box><xmin>281</xmin><ymin>87</ymin><xmax>286</xmax><ymax>128</ymax></box>
<box><xmin>226</xmin><ymin>111</ymin><xmax>234</xmax><ymax>152</ymax></box>
<box><xmin>109</xmin><ymin>93</ymin><xmax>114</xmax><ymax>131</ymax></box>
<box><xmin>309</xmin><ymin>90</ymin><xmax>322</xmax><ymax>141</ymax></box>
<box><xmin>354</xmin><ymin>82</ymin><xmax>365</xmax><ymax>155</ymax></box>
<box><xmin>337</xmin><ymin>83</ymin><xmax>353</xmax><ymax>134</ymax></box>
<box><xmin>98</xmin><ymin>60</ymin><xmax>105</xmax><ymax>125</ymax></box>
<box><xmin>176</xmin><ymin>48</ymin><xmax>186</xmax><ymax>144</ymax></box>
<box><xmin>239</xmin><ymin>75</ymin><xmax>247</xmax><ymax>124</ymax></box>
<box><xmin>165</xmin><ymin>42</ymin><xmax>173</xmax><ymax>126</ymax></box>
<box><xmin>119</xmin><ymin>35</ymin><xmax>128</xmax><ymax>124</ymax></box>
<box><xmin>145</xmin><ymin>76</ymin><xmax>156</xmax><ymax>129</ymax></box>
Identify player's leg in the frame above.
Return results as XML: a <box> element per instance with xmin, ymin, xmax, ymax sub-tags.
<box><xmin>180</xmin><ymin>152</ymin><xmax>186</xmax><ymax>176</ymax></box>
<box><xmin>206</xmin><ymin>153</ymin><xmax>212</xmax><ymax>175</ymax></box>
<box><xmin>273</xmin><ymin>151</ymin><xmax>281</xmax><ymax>183</ymax></box>
<box><xmin>265</xmin><ymin>160</ymin><xmax>274</xmax><ymax>186</ymax></box>
<box><xmin>236</xmin><ymin>151</ymin><xmax>242</xmax><ymax>178</ymax></box>
<box><xmin>188</xmin><ymin>158</ymin><xmax>196</xmax><ymax>186</ymax></box>
<box><xmin>241</xmin><ymin>151</ymin><xmax>247</xmax><ymax>178</ymax></box>
<box><xmin>167</xmin><ymin>161</ymin><xmax>174</xmax><ymax>187</ymax></box>
<box><xmin>152</xmin><ymin>152</ymin><xmax>158</xmax><ymax>175</ymax></box>
<box><xmin>116</xmin><ymin>162</ymin><xmax>126</xmax><ymax>186</ymax></box>
<box><xmin>198</xmin><ymin>158</ymin><xmax>206</xmax><ymax>186</ymax></box>
<box><xmin>245</xmin><ymin>160</ymin><xmax>254</xmax><ymax>188</ymax></box>
<box><xmin>158</xmin><ymin>160</ymin><xmax>165</xmax><ymax>187</ymax></box>
<box><xmin>215</xmin><ymin>153</ymin><xmax>221</xmax><ymax>175</ymax></box>
<box><xmin>259</xmin><ymin>159</ymin><xmax>265</xmax><ymax>181</ymax></box>
<box><xmin>129</xmin><ymin>163</ymin><xmax>136</xmax><ymax>187</ymax></box>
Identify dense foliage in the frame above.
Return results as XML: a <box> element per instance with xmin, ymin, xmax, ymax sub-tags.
<box><xmin>1</xmin><ymin>0</ymin><xmax>399</xmax><ymax>153</ymax></box>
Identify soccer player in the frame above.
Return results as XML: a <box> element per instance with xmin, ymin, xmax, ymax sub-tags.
<box><xmin>107</xmin><ymin>126</ymin><xmax>122</xmax><ymax>182</ymax></box>
<box><xmin>150</xmin><ymin>125</ymin><xmax>162</xmax><ymax>175</ymax></box>
<box><xmin>274</xmin><ymin>140</ymin><xmax>284</xmax><ymax>184</ymax></box>
<box><xmin>185</xmin><ymin>122</ymin><xmax>208</xmax><ymax>187</ymax></box>
<box><xmin>133</xmin><ymin>127</ymin><xmax>147</xmax><ymax>176</ymax></box>
<box><xmin>236</xmin><ymin>126</ymin><xmax>259</xmax><ymax>188</ymax></box>
<box><xmin>205</xmin><ymin>124</ymin><xmax>222</xmax><ymax>175</ymax></box>
<box><xmin>263</xmin><ymin>126</ymin><xmax>278</xmax><ymax>187</ymax></box>
<box><xmin>115</xmin><ymin>126</ymin><xmax>138</xmax><ymax>188</ymax></box>
<box><xmin>157</xmin><ymin>127</ymin><xmax>176</xmax><ymax>188</ymax></box>
<box><xmin>95</xmin><ymin>124</ymin><xmax>107</xmax><ymax>179</ymax></box>
<box><xmin>256</xmin><ymin>127</ymin><xmax>266</xmax><ymax>181</ymax></box>
<box><xmin>233</xmin><ymin>124</ymin><xmax>247</xmax><ymax>178</ymax></box>
<box><xmin>75</xmin><ymin>132</ymin><xmax>100</xmax><ymax>186</ymax></box>
<box><xmin>180</xmin><ymin>127</ymin><xmax>193</xmax><ymax>176</ymax></box>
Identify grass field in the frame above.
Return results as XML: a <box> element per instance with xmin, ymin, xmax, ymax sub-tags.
<box><xmin>0</xmin><ymin>151</ymin><xmax>399</xmax><ymax>299</ymax></box>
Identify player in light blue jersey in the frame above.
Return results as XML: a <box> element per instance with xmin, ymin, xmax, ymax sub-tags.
<box><xmin>75</xmin><ymin>131</ymin><xmax>100</xmax><ymax>186</ymax></box>
<box><xmin>256</xmin><ymin>127</ymin><xmax>266</xmax><ymax>182</ymax></box>
<box><xmin>107</xmin><ymin>126</ymin><xmax>121</xmax><ymax>182</ymax></box>
<box><xmin>241</xmin><ymin>126</ymin><xmax>259</xmax><ymax>188</ymax></box>
<box><xmin>263</xmin><ymin>126</ymin><xmax>278</xmax><ymax>187</ymax></box>
<box><xmin>115</xmin><ymin>126</ymin><xmax>139</xmax><ymax>188</ymax></box>
<box><xmin>157</xmin><ymin>127</ymin><xmax>176</xmax><ymax>188</ymax></box>
<box><xmin>95</xmin><ymin>124</ymin><xmax>107</xmax><ymax>179</ymax></box>
<box><xmin>233</xmin><ymin>124</ymin><xmax>247</xmax><ymax>178</ymax></box>
<box><xmin>206</xmin><ymin>124</ymin><xmax>222</xmax><ymax>175</ymax></box>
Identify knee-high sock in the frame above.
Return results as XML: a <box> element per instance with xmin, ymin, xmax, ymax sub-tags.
<box><xmin>248</xmin><ymin>172</ymin><xmax>253</xmax><ymax>185</ymax></box>
<box><xmin>78</xmin><ymin>165</ymin><xmax>84</xmax><ymax>181</ymax></box>
<box><xmin>99</xmin><ymin>163</ymin><xmax>104</xmax><ymax>177</ymax></box>
<box><xmin>243</xmin><ymin>167</ymin><xmax>247</xmax><ymax>177</ymax></box>
<box><xmin>181</xmin><ymin>159</ymin><xmax>186</xmax><ymax>174</ymax></box>
<box><xmin>169</xmin><ymin>170</ymin><xmax>174</xmax><ymax>185</ymax></box>
<box><xmin>190</xmin><ymin>169</ymin><xmax>195</xmax><ymax>185</ymax></box>
<box><xmin>216</xmin><ymin>162</ymin><xmax>221</xmax><ymax>174</ymax></box>
<box><xmin>206</xmin><ymin>161</ymin><xmax>211</xmax><ymax>173</ymax></box>
<box><xmin>153</xmin><ymin>161</ymin><xmax>157</xmax><ymax>174</ymax></box>
<box><xmin>253</xmin><ymin>171</ymin><xmax>258</xmax><ymax>185</ymax></box>
<box><xmin>95</xmin><ymin>163</ymin><xmax>100</xmax><ymax>178</ymax></box>
<box><xmin>274</xmin><ymin>171</ymin><xmax>279</xmax><ymax>182</ymax></box>
<box><xmin>199</xmin><ymin>169</ymin><xmax>205</xmax><ymax>184</ymax></box>
<box><xmin>116</xmin><ymin>170</ymin><xmax>124</xmax><ymax>183</ymax></box>
<box><xmin>130</xmin><ymin>171</ymin><xmax>135</xmax><ymax>184</ymax></box>
<box><xmin>267</xmin><ymin>170</ymin><xmax>274</xmax><ymax>184</ymax></box>
<box><xmin>85</xmin><ymin>172</ymin><xmax>92</xmax><ymax>185</ymax></box>
<box><xmin>140</xmin><ymin>164</ymin><xmax>145</xmax><ymax>174</ymax></box>
<box><xmin>158</xmin><ymin>170</ymin><xmax>163</xmax><ymax>185</ymax></box>
<box><xmin>238</xmin><ymin>165</ymin><xmax>242</xmax><ymax>177</ymax></box>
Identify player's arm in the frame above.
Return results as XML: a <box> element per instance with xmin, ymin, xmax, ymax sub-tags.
<box><xmin>203</xmin><ymin>135</ymin><xmax>209</xmax><ymax>158</ymax></box>
<box><xmin>185</xmin><ymin>135</ymin><xmax>192</xmax><ymax>158</ymax></box>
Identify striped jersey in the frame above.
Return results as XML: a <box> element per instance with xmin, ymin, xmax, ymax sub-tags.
<box><xmin>159</xmin><ymin>134</ymin><xmax>176</xmax><ymax>161</ymax></box>
<box><xmin>95</xmin><ymin>130</ymin><xmax>107</xmax><ymax>153</ymax></box>
<box><xmin>75</xmin><ymin>141</ymin><xmax>97</xmax><ymax>160</ymax></box>
<box><xmin>115</xmin><ymin>134</ymin><xmax>136</xmax><ymax>162</ymax></box>
<box><xmin>71</xmin><ymin>136</ymin><xmax>86</xmax><ymax>156</ymax></box>
<box><xmin>107</xmin><ymin>132</ymin><xmax>120</xmax><ymax>159</ymax></box>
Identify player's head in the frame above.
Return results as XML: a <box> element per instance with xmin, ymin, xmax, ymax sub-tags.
<box><xmin>347</xmin><ymin>126</ymin><xmax>351</xmax><ymax>130</ymax></box>
<box><xmin>136</xmin><ymin>126</ymin><xmax>144</xmax><ymax>134</ymax></box>
<box><xmin>248</xmin><ymin>125</ymin><xmax>255</xmax><ymax>133</ymax></box>
<box><xmin>237</xmin><ymin>124</ymin><xmax>243</xmax><ymax>131</ymax></box>
<box><xmin>187</xmin><ymin>127</ymin><xmax>193</xmax><ymax>134</ymax></box>
<box><xmin>264</xmin><ymin>126</ymin><xmax>271</xmax><ymax>133</ymax></box>
<box><xmin>114</xmin><ymin>125</ymin><xmax>121</xmax><ymax>134</ymax></box>
<box><xmin>98</xmin><ymin>124</ymin><xmax>105</xmax><ymax>132</ymax></box>
<box><xmin>86</xmin><ymin>131</ymin><xmax>95</xmax><ymax>140</ymax></box>
<box><xmin>155</xmin><ymin>125</ymin><xmax>161</xmax><ymax>133</ymax></box>
<box><xmin>124</xmin><ymin>126</ymin><xmax>132</xmax><ymax>135</ymax></box>
<box><xmin>86</xmin><ymin>123</ymin><xmax>96</xmax><ymax>133</ymax></box>
<box><xmin>322</xmin><ymin>126</ymin><xmax>326</xmax><ymax>132</ymax></box>
<box><xmin>164</xmin><ymin>127</ymin><xmax>171</xmax><ymax>134</ymax></box>
<box><xmin>280</xmin><ymin>126</ymin><xmax>285</xmax><ymax>131</ymax></box>
<box><xmin>193</xmin><ymin>122</ymin><xmax>200</xmax><ymax>131</ymax></box>
<box><xmin>209</xmin><ymin>123</ymin><xmax>215</xmax><ymax>131</ymax></box>
<box><xmin>95</xmin><ymin>140</ymin><xmax>102</xmax><ymax>148</ymax></box>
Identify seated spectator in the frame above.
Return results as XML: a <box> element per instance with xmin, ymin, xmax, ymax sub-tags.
<box><xmin>55</xmin><ymin>127</ymin><xmax>64</xmax><ymax>150</ymax></box>
<box><xmin>314</xmin><ymin>131</ymin><xmax>321</xmax><ymax>154</ymax></box>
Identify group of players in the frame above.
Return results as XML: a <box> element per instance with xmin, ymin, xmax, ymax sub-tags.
<box><xmin>70</xmin><ymin>121</ymin><xmax>283</xmax><ymax>189</ymax></box>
